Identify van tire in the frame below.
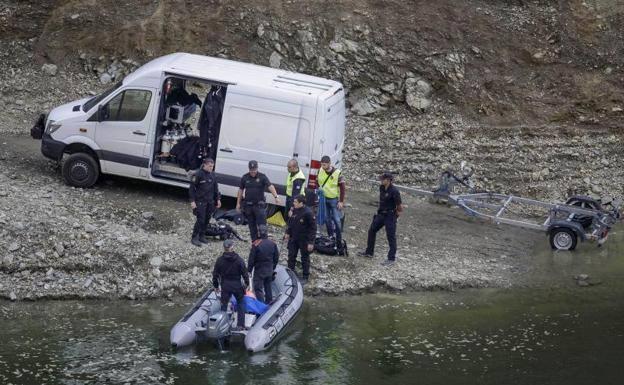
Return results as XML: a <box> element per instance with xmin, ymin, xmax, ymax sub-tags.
<box><xmin>62</xmin><ymin>153</ymin><xmax>99</xmax><ymax>188</ymax></box>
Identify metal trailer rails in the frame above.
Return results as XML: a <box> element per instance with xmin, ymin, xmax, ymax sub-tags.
<box><xmin>386</xmin><ymin>169</ymin><xmax>621</xmax><ymax>251</ymax></box>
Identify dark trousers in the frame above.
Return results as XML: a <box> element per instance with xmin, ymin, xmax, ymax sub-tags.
<box><xmin>253</xmin><ymin>274</ymin><xmax>273</xmax><ymax>303</ymax></box>
<box><xmin>192</xmin><ymin>201</ymin><xmax>215</xmax><ymax>239</ymax></box>
<box><xmin>288</xmin><ymin>238</ymin><xmax>311</xmax><ymax>279</ymax></box>
<box><xmin>365</xmin><ymin>212</ymin><xmax>397</xmax><ymax>261</ymax></box>
<box><xmin>325</xmin><ymin>198</ymin><xmax>343</xmax><ymax>245</ymax></box>
<box><xmin>244</xmin><ymin>202</ymin><xmax>267</xmax><ymax>241</ymax></box>
<box><xmin>219</xmin><ymin>286</ymin><xmax>245</xmax><ymax>327</ymax></box>
<box><xmin>285</xmin><ymin>196</ymin><xmax>294</xmax><ymax>218</ymax></box>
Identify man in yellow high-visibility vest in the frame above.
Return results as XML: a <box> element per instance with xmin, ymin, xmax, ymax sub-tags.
<box><xmin>318</xmin><ymin>155</ymin><xmax>346</xmax><ymax>248</ymax></box>
<box><xmin>285</xmin><ymin>159</ymin><xmax>306</xmax><ymax>217</ymax></box>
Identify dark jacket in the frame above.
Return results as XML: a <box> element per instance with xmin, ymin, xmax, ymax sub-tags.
<box><xmin>286</xmin><ymin>206</ymin><xmax>316</xmax><ymax>244</ymax></box>
<box><xmin>189</xmin><ymin>168</ymin><xmax>220</xmax><ymax>204</ymax></box>
<box><xmin>248</xmin><ymin>238</ymin><xmax>279</xmax><ymax>278</ymax></box>
<box><xmin>212</xmin><ymin>251</ymin><xmax>249</xmax><ymax>290</ymax></box>
<box><xmin>378</xmin><ymin>184</ymin><xmax>402</xmax><ymax>214</ymax></box>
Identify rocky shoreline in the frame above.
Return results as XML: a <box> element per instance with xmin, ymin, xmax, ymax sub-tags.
<box><xmin>2</xmin><ymin>133</ymin><xmax>550</xmax><ymax>301</ymax></box>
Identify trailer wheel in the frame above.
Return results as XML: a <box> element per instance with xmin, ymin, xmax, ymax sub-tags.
<box><xmin>62</xmin><ymin>153</ymin><xmax>99</xmax><ymax>188</ymax></box>
<box><xmin>549</xmin><ymin>228</ymin><xmax>577</xmax><ymax>251</ymax></box>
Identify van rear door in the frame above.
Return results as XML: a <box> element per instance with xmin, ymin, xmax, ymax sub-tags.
<box><xmin>319</xmin><ymin>89</ymin><xmax>346</xmax><ymax>168</ymax></box>
<box><xmin>215</xmin><ymin>85</ymin><xmax>315</xmax><ymax>200</ymax></box>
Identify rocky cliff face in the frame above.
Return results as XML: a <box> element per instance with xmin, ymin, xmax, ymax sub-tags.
<box><xmin>5</xmin><ymin>0</ymin><xmax>620</xmax><ymax>125</ymax></box>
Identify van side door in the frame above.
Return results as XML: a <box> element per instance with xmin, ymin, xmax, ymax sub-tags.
<box><xmin>93</xmin><ymin>88</ymin><xmax>155</xmax><ymax>177</ymax></box>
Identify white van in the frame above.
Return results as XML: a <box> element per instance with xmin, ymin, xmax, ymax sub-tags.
<box><xmin>31</xmin><ymin>53</ymin><xmax>346</xmax><ymax>206</ymax></box>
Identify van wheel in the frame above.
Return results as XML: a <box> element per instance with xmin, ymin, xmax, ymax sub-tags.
<box><xmin>549</xmin><ymin>227</ymin><xmax>577</xmax><ymax>251</ymax></box>
<box><xmin>62</xmin><ymin>153</ymin><xmax>99</xmax><ymax>188</ymax></box>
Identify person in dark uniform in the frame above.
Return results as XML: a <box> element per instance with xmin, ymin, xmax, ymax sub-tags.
<box><xmin>189</xmin><ymin>158</ymin><xmax>221</xmax><ymax>247</ymax></box>
<box><xmin>236</xmin><ymin>160</ymin><xmax>280</xmax><ymax>241</ymax></box>
<box><xmin>284</xmin><ymin>194</ymin><xmax>316</xmax><ymax>284</ymax></box>
<box><xmin>358</xmin><ymin>172</ymin><xmax>403</xmax><ymax>266</ymax></box>
<box><xmin>212</xmin><ymin>239</ymin><xmax>249</xmax><ymax>331</ymax></box>
<box><xmin>247</xmin><ymin>225</ymin><xmax>280</xmax><ymax>303</ymax></box>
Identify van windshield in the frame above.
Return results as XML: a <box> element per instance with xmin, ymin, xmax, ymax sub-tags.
<box><xmin>82</xmin><ymin>81</ymin><xmax>122</xmax><ymax>112</ymax></box>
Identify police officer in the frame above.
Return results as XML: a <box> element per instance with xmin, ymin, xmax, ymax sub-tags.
<box><xmin>236</xmin><ymin>160</ymin><xmax>280</xmax><ymax>241</ymax></box>
<box><xmin>318</xmin><ymin>155</ymin><xmax>346</xmax><ymax>247</ymax></box>
<box><xmin>247</xmin><ymin>224</ymin><xmax>279</xmax><ymax>303</ymax></box>
<box><xmin>189</xmin><ymin>158</ymin><xmax>221</xmax><ymax>247</ymax></box>
<box><xmin>285</xmin><ymin>159</ymin><xmax>306</xmax><ymax>217</ymax></box>
<box><xmin>358</xmin><ymin>172</ymin><xmax>403</xmax><ymax>266</ymax></box>
<box><xmin>212</xmin><ymin>239</ymin><xmax>249</xmax><ymax>331</ymax></box>
<box><xmin>284</xmin><ymin>194</ymin><xmax>316</xmax><ymax>284</ymax></box>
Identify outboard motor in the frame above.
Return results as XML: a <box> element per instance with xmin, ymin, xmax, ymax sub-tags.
<box><xmin>207</xmin><ymin>310</ymin><xmax>232</xmax><ymax>349</ymax></box>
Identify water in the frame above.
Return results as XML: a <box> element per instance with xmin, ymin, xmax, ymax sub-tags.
<box><xmin>2</xmin><ymin>232</ymin><xmax>624</xmax><ymax>385</ymax></box>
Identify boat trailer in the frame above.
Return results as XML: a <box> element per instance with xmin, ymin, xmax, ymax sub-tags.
<box><xmin>388</xmin><ymin>168</ymin><xmax>621</xmax><ymax>251</ymax></box>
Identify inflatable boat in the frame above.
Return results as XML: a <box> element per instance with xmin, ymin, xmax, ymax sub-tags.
<box><xmin>170</xmin><ymin>264</ymin><xmax>303</xmax><ymax>352</ymax></box>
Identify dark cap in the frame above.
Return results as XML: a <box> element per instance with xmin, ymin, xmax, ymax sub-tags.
<box><xmin>320</xmin><ymin>155</ymin><xmax>331</xmax><ymax>164</ymax></box>
<box><xmin>380</xmin><ymin>171</ymin><xmax>394</xmax><ymax>180</ymax></box>
<box><xmin>202</xmin><ymin>157</ymin><xmax>214</xmax><ymax>164</ymax></box>
<box><xmin>248</xmin><ymin>160</ymin><xmax>258</xmax><ymax>170</ymax></box>
<box><xmin>223</xmin><ymin>239</ymin><xmax>234</xmax><ymax>249</ymax></box>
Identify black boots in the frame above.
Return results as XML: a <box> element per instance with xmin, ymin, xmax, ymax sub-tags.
<box><xmin>191</xmin><ymin>237</ymin><xmax>203</xmax><ymax>247</ymax></box>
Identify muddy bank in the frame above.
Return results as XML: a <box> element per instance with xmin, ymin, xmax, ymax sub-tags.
<box><xmin>0</xmin><ymin>134</ymin><xmax>557</xmax><ymax>301</ymax></box>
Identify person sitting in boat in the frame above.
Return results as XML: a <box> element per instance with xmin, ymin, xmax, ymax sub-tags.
<box><xmin>248</xmin><ymin>224</ymin><xmax>280</xmax><ymax>303</ymax></box>
<box><xmin>212</xmin><ymin>239</ymin><xmax>250</xmax><ymax>331</ymax></box>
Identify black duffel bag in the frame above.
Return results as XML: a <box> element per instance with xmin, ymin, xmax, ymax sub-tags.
<box><xmin>206</xmin><ymin>221</ymin><xmax>244</xmax><ymax>241</ymax></box>
<box><xmin>213</xmin><ymin>209</ymin><xmax>247</xmax><ymax>225</ymax></box>
<box><xmin>314</xmin><ymin>235</ymin><xmax>348</xmax><ymax>256</ymax></box>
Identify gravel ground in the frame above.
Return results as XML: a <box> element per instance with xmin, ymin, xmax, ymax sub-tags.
<box><xmin>0</xmin><ymin>134</ymin><xmax>549</xmax><ymax>301</ymax></box>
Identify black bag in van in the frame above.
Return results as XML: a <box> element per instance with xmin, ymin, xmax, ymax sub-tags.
<box><xmin>314</xmin><ymin>235</ymin><xmax>348</xmax><ymax>256</ymax></box>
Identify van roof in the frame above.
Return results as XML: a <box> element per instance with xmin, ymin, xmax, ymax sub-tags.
<box><xmin>123</xmin><ymin>52</ymin><xmax>343</xmax><ymax>97</ymax></box>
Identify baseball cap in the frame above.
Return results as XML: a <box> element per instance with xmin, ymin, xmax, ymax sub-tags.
<box><xmin>380</xmin><ymin>171</ymin><xmax>394</xmax><ymax>180</ymax></box>
<box><xmin>248</xmin><ymin>160</ymin><xmax>258</xmax><ymax>170</ymax></box>
<box><xmin>202</xmin><ymin>157</ymin><xmax>214</xmax><ymax>164</ymax></box>
<box><xmin>223</xmin><ymin>239</ymin><xmax>234</xmax><ymax>249</ymax></box>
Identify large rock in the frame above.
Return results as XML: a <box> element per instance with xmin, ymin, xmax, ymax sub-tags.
<box><xmin>351</xmin><ymin>98</ymin><xmax>382</xmax><ymax>116</ymax></box>
<box><xmin>405</xmin><ymin>77</ymin><xmax>433</xmax><ymax>112</ymax></box>
<box><xmin>269</xmin><ymin>51</ymin><xmax>282</xmax><ymax>68</ymax></box>
<box><xmin>99</xmin><ymin>73</ymin><xmax>112</xmax><ymax>85</ymax></box>
<box><xmin>349</xmin><ymin>88</ymin><xmax>385</xmax><ymax>116</ymax></box>
<box><xmin>150</xmin><ymin>256</ymin><xmax>163</xmax><ymax>267</ymax></box>
<box><xmin>41</xmin><ymin>63</ymin><xmax>58</xmax><ymax>76</ymax></box>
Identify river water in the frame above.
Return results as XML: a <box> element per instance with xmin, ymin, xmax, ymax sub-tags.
<box><xmin>1</xmin><ymin>232</ymin><xmax>623</xmax><ymax>385</ymax></box>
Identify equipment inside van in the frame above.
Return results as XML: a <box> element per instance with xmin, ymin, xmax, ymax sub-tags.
<box><xmin>31</xmin><ymin>53</ymin><xmax>346</xmax><ymax>207</ymax></box>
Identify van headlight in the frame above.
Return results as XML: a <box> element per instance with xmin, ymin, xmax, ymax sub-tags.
<box><xmin>45</xmin><ymin>120</ymin><xmax>62</xmax><ymax>134</ymax></box>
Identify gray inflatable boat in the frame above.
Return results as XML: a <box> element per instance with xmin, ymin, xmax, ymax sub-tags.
<box><xmin>170</xmin><ymin>264</ymin><xmax>303</xmax><ymax>352</ymax></box>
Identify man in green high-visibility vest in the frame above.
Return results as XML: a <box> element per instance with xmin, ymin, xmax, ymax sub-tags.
<box><xmin>285</xmin><ymin>159</ymin><xmax>306</xmax><ymax>217</ymax></box>
<box><xmin>318</xmin><ymin>155</ymin><xmax>346</xmax><ymax>248</ymax></box>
